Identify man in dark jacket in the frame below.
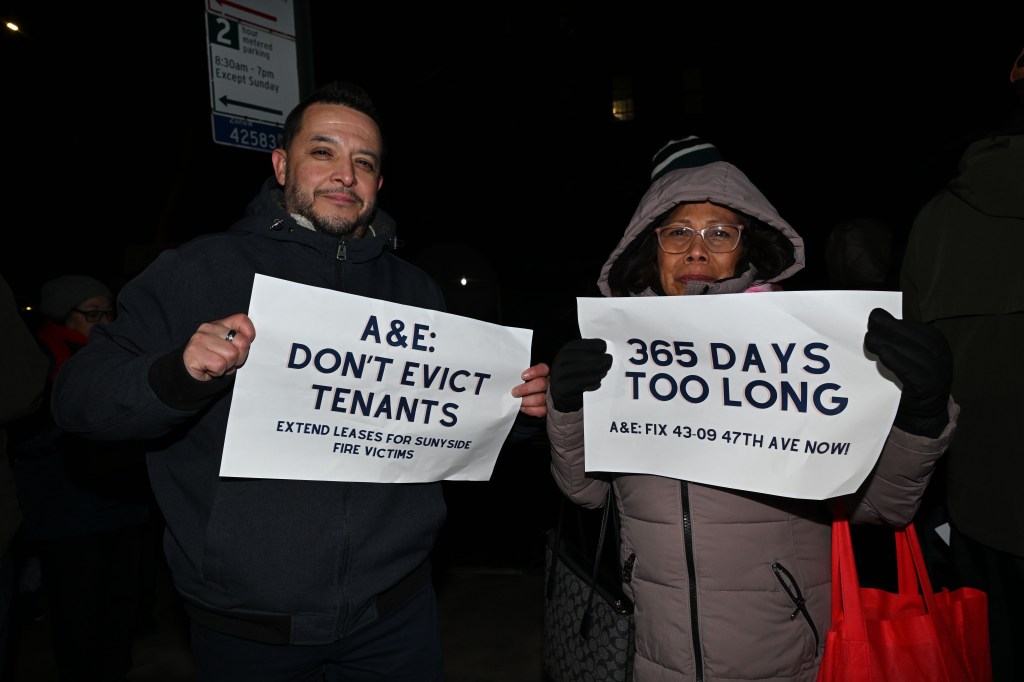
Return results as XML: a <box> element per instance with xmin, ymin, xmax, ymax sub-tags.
<box><xmin>50</xmin><ymin>81</ymin><xmax>549</xmax><ymax>680</ymax></box>
<box><xmin>901</xmin><ymin>47</ymin><xmax>1024</xmax><ymax>682</ymax></box>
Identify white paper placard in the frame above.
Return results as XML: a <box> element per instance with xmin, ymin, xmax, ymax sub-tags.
<box><xmin>221</xmin><ymin>274</ymin><xmax>532</xmax><ymax>482</ymax></box>
<box><xmin>577</xmin><ymin>290</ymin><xmax>902</xmax><ymax>499</ymax></box>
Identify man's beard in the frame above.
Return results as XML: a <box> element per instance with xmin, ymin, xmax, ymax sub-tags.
<box><xmin>286</xmin><ymin>183</ymin><xmax>376</xmax><ymax>238</ymax></box>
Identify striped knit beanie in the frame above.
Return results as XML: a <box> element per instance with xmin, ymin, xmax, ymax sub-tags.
<box><xmin>650</xmin><ymin>135</ymin><xmax>722</xmax><ymax>183</ymax></box>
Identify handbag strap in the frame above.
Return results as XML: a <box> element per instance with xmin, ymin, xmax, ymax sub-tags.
<box><xmin>579</xmin><ymin>488</ymin><xmax>615</xmax><ymax>637</ymax></box>
<box><xmin>830</xmin><ymin>500</ymin><xmax>868</xmax><ymax>639</ymax></box>
<box><xmin>545</xmin><ymin>487</ymin><xmax>618</xmax><ymax>637</ymax></box>
<box><xmin>832</xmin><ymin>502</ymin><xmax>949</xmax><ymax>640</ymax></box>
<box><xmin>545</xmin><ymin>492</ymin><xmax>568</xmax><ymax>598</ymax></box>
<box><xmin>895</xmin><ymin>522</ymin><xmax>941</xmax><ymax>615</ymax></box>
<box><xmin>545</xmin><ymin>487</ymin><xmax>614</xmax><ymax>594</ymax></box>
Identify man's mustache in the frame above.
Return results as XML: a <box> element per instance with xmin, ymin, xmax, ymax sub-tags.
<box><xmin>318</xmin><ymin>188</ymin><xmax>358</xmax><ymax>200</ymax></box>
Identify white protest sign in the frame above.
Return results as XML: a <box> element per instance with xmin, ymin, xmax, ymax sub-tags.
<box><xmin>221</xmin><ymin>274</ymin><xmax>532</xmax><ymax>482</ymax></box>
<box><xmin>578</xmin><ymin>290</ymin><xmax>902</xmax><ymax>499</ymax></box>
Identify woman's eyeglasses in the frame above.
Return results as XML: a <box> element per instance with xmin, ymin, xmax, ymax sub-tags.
<box><xmin>655</xmin><ymin>224</ymin><xmax>743</xmax><ymax>254</ymax></box>
<box><xmin>72</xmin><ymin>308</ymin><xmax>116</xmax><ymax>322</ymax></box>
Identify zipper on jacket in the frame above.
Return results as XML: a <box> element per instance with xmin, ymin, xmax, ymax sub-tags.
<box><xmin>770</xmin><ymin>561</ymin><xmax>819</xmax><ymax>650</ymax></box>
<box><xmin>269</xmin><ymin>218</ymin><xmax>286</xmax><ymax>231</ymax></box>
<box><xmin>336</xmin><ymin>240</ymin><xmax>347</xmax><ymax>261</ymax></box>
<box><xmin>622</xmin><ymin>553</ymin><xmax>636</xmax><ymax>583</ymax></box>
<box><xmin>680</xmin><ymin>482</ymin><xmax>705</xmax><ymax>682</ymax></box>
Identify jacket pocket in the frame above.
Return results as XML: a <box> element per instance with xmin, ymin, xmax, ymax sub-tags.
<box><xmin>771</xmin><ymin>561</ymin><xmax>819</xmax><ymax>651</ymax></box>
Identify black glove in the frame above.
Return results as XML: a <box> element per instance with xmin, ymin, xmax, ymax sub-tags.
<box><xmin>549</xmin><ymin>338</ymin><xmax>613</xmax><ymax>412</ymax></box>
<box><xmin>864</xmin><ymin>308</ymin><xmax>952</xmax><ymax>438</ymax></box>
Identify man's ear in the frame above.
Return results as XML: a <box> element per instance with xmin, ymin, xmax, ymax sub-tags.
<box><xmin>271</xmin><ymin>149</ymin><xmax>287</xmax><ymax>185</ymax></box>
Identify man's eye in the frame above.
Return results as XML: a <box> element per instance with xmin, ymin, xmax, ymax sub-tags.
<box><xmin>356</xmin><ymin>159</ymin><xmax>377</xmax><ymax>172</ymax></box>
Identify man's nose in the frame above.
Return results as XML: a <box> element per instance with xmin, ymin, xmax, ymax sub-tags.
<box><xmin>332</xmin><ymin>160</ymin><xmax>356</xmax><ymax>187</ymax></box>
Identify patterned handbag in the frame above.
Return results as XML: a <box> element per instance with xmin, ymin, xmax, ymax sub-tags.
<box><xmin>543</xmin><ymin>488</ymin><xmax>635</xmax><ymax>682</ymax></box>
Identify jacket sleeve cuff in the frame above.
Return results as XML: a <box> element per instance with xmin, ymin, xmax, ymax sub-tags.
<box><xmin>148</xmin><ymin>347</ymin><xmax>232</xmax><ymax>411</ymax></box>
<box><xmin>893</xmin><ymin>411</ymin><xmax>949</xmax><ymax>439</ymax></box>
<box><xmin>506</xmin><ymin>413</ymin><xmax>545</xmax><ymax>445</ymax></box>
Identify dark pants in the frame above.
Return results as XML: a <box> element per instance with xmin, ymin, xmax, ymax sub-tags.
<box><xmin>37</xmin><ymin>524</ymin><xmax>145</xmax><ymax>682</ymax></box>
<box><xmin>189</xmin><ymin>581</ymin><xmax>443</xmax><ymax>681</ymax></box>
<box><xmin>950</xmin><ymin>523</ymin><xmax>1024</xmax><ymax>682</ymax></box>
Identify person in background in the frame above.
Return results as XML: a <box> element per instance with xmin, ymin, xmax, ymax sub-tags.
<box><xmin>821</xmin><ymin>215</ymin><xmax>907</xmax><ymax>589</ymax></box>
<box><xmin>0</xmin><ymin>273</ymin><xmax>48</xmax><ymax>678</ymax></box>
<box><xmin>9</xmin><ymin>274</ymin><xmax>152</xmax><ymax>681</ymax></box>
<box><xmin>823</xmin><ymin>216</ymin><xmax>895</xmax><ymax>291</ymax></box>
<box><xmin>900</xmin><ymin>45</ymin><xmax>1024</xmax><ymax>682</ymax></box>
<box><xmin>49</xmin><ymin>81</ymin><xmax>549</xmax><ymax>680</ymax></box>
<box><xmin>545</xmin><ymin>135</ymin><xmax>957</xmax><ymax>681</ymax></box>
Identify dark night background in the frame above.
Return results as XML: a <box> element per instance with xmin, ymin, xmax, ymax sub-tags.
<box><xmin>3</xmin><ymin>4</ymin><xmax>1021</xmax><ymax>341</ymax></box>
<box><xmin>2</xmin><ymin>4</ymin><xmax>1022</xmax><ymax>564</ymax></box>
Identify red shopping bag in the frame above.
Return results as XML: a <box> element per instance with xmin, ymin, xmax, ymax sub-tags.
<box><xmin>816</xmin><ymin>504</ymin><xmax>991</xmax><ymax>682</ymax></box>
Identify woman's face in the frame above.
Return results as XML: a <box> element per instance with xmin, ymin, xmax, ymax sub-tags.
<box><xmin>65</xmin><ymin>295</ymin><xmax>115</xmax><ymax>338</ymax></box>
<box><xmin>656</xmin><ymin>201</ymin><xmax>744</xmax><ymax>296</ymax></box>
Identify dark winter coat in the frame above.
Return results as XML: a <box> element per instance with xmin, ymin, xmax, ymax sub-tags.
<box><xmin>902</xmin><ymin>133</ymin><xmax>1024</xmax><ymax>557</ymax></box>
<box><xmin>51</xmin><ymin>178</ymin><xmax>449</xmax><ymax>645</ymax></box>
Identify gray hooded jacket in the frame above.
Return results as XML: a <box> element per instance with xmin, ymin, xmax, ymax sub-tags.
<box><xmin>547</xmin><ymin>162</ymin><xmax>958</xmax><ymax>681</ymax></box>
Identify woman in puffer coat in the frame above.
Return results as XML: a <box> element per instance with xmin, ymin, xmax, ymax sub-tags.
<box><xmin>545</xmin><ymin>138</ymin><xmax>958</xmax><ymax>681</ymax></box>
